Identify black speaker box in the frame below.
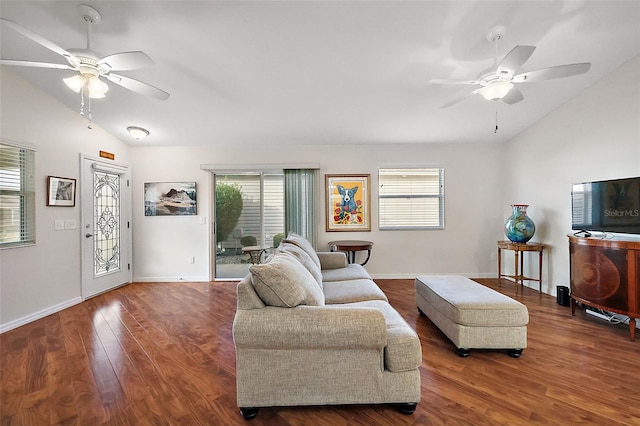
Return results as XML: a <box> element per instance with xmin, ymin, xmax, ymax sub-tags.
<box><xmin>557</xmin><ymin>286</ymin><xmax>570</xmax><ymax>306</ymax></box>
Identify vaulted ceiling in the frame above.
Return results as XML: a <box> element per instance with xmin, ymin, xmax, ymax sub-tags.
<box><xmin>1</xmin><ymin>1</ymin><xmax>639</xmax><ymax>147</ymax></box>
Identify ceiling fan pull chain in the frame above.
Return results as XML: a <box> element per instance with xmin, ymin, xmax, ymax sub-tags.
<box><xmin>87</xmin><ymin>95</ymin><xmax>93</xmax><ymax>129</ymax></box>
<box><xmin>495</xmin><ymin>108</ymin><xmax>499</xmax><ymax>134</ymax></box>
<box><xmin>80</xmin><ymin>87</ymin><xmax>85</xmax><ymax>117</ymax></box>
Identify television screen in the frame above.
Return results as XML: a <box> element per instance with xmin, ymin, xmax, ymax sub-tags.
<box><xmin>571</xmin><ymin>176</ymin><xmax>640</xmax><ymax>235</ymax></box>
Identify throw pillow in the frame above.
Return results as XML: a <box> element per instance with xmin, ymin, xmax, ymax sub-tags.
<box><xmin>250</xmin><ymin>251</ymin><xmax>325</xmax><ymax>307</ymax></box>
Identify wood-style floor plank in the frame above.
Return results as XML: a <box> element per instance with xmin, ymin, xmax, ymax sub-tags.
<box><xmin>1</xmin><ymin>278</ymin><xmax>639</xmax><ymax>425</ymax></box>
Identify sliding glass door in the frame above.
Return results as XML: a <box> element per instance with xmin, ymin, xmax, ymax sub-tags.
<box><xmin>214</xmin><ymin>173</ymin><xmax>284</xmax><ymax>279</ymax></box>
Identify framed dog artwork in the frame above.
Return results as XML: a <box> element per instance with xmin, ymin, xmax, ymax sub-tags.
<box><xmin>325</xmin><ymin>174</ymin><xmax>370</xmax><ymax>232</ymax></box>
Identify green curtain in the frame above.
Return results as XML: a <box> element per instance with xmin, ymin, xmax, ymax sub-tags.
<box><xmin>284</xmin><ymin>169</ymin><xmax>317</xmax><ymax>249</ymax></box>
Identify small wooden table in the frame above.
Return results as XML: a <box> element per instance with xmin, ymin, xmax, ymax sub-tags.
<box><xmin>329</xmin><ymin>240</ymin><xmax>373</xmax><ymax>266</ymax></box>
<box><xmin>242</xmin><ymin>246</ymin><xmax>268</xmax><ymax>265</ymax></box>
<box><xmin>497</xmin><ymin>240</ymin><xmax>544</xmax><ymax>293</ymax></box>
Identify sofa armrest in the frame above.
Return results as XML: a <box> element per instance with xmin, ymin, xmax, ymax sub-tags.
<box><xmin>233</xmin><ymin>306</ymin><xmax>387</xmax><ymax>350</ymax></box>
<box><xmin>316</xmin><ymin>251</ymin><xmax>348</xmax><ymax>270</ymax></box>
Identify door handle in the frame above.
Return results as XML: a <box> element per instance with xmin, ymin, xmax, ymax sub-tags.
<box><xmin>85</xmin><ymin>233</ymin><xmax>93</xmax><ymax>238</ymax></box>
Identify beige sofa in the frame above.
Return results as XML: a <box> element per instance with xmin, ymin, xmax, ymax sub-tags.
<box><xmin>232</xmin><ymin>233</ymin><xmax>422</xmax><ymax>420</ymax></box>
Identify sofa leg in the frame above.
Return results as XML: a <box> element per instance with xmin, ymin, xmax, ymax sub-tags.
<box><xmin>395</xmin><ymin>402</ymin><xmax>417</xmax><ymax>415</ymax></box>
<box><xmin>456</xmin><ymin>348</ymin><xmax>470</xmax><ymax>357</ymax></box>
<box><xmin>507</xmin><ymin>349</ymin><xmax>523</xmax><ymax>358</ymax></box>
<box><xmin>239</xmin><ymin>407</ymin><xmax>259</xmax><ymax>420</ymax></box>
<box><xmin>417</xmin><ymin>307</ymin><xmax>424</xmax><ymax>316</ymax></box>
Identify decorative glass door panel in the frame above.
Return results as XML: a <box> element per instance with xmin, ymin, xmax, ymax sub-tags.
<box><xmin>94</xmin><ymin>171</ymin><xmax>120</xmax><ymax>275</ymax></box>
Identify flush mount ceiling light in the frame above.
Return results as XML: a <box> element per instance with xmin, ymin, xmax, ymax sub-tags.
<box><xmin>127</xmin><ymin>126</ymin><xmax>149</xmax><ymax>140</ymax></box>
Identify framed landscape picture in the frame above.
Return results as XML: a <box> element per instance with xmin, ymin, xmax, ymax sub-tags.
<box><xmin>144</xmin><ymin>182</ymin><xmax>197</xmax><ymax>216</ymax></box>
<box><xmin>47</xmin><ymin>176</ymin><xmax>76</xmax><ymax>207</ymax></box>
<box><xmin>325</xmin><ymin>174</ymin><xmax>370</xmax><ymax>232</ymax></box>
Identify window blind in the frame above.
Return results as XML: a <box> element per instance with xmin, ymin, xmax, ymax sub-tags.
<box><xmin>379</xmin><ymin>167</ymin><xmax>444</xmax><ymax>230</ymax></box>
<box><xmin>0</xmin><ymin>143</ymin><xmax>36</xmax><ymax>247</ymax></box>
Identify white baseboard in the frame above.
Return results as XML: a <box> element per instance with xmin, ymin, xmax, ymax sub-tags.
<box><xmin>370</xmin><ymin>272</ymin><xmax>496</xmax><ymax>280</ymax></box>
<box><xmin>133</xmin><ymin>276</ymin><xmax>210</xmax><ymax>283</ymax></box>
<box><xmin>0</xmin><ymin>297</ymin><xmax>82</xmax><ymax>334</ymax></box>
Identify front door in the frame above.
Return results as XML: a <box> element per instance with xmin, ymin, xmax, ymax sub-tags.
<box><xmin>81</xmin><ymin>156</ymin><xmax>131</xmax><ymax>298</ymax></box>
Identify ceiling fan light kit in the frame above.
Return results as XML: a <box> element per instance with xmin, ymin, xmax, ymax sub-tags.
<box><xmin>476</xmin><ymin>80</ymin><xmax>514</xmax><ymax>101</ymax></box>
<box><xmin>63</xmin><ymin>72</ymin><xmax>109</xmax><ymax>99</ymax></box>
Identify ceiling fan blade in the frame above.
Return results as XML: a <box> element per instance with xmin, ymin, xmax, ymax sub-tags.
<box><xmin>440</xmin><ymin>92</ymin><xmax>475</xmax><ymax>108</ymax></box>
<box><xmin>429</xmin><ymin>79</ymin><xmax>479</xmax><ymax>85</ymax></box>
<box><xmin>513</xmin><ymin>63</ymin><xmax>591</xmax><ymax>82</ymax></box>
<box><xmin>98</xmin><ymin>51</ymin><xmax>154</xmax><ymax>71</ymax></box>
<box><xmin>107</xmin><ymin>73</ymin><xmax>170</xmax><ymax>100</ymax></box>
<box><xmin>0</xmin><ymin>59</ymin><xmax>74</xmax><ymax>70</ymax></box>
<box><xmin>497</xmin><ymin>45</ymin><xmax>536</xmax><ymax>74</ymax></box>
<box><xmin>0</xmin><ymin>18</ymin><xmax>79</xmax><ymax>67</ymax></box>
<box><xmin>502</xmin><ymin>87</ymin><xmax>524</xmax><ymax>105</ymax></box>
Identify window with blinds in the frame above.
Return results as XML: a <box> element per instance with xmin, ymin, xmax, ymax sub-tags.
<box><xmin>378</xmin><ymin>167</ymin><xmax>444</xmax><ymax>230</ymax></box>
<box><xmin>0</xmin><ymin>143</ymin><xmax>36</xmax><ymax>247</ymax></box>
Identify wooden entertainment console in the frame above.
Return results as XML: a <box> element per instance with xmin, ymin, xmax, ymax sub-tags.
<box><xmin>569</xmin><ymin>235</ymin><xmax>639</xmax><ymax>341</ymax></box>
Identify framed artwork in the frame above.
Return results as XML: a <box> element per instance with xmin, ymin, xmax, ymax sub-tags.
<box><xmin>144</xmin><ymin>182</ymin><xmax>197</xmax><ymax>216</ymax></box>
<box><xmin>47</xmin><ymin>176</ymin><xmax>76</xmax><ymax>207</ymax></box>
<box><xmin>325</xmin><ymin>174</ymin><xmax>370</xmax><ymax>232</ymax></box>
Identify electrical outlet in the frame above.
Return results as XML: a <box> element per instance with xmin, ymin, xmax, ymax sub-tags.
<box><xmin>490</xmin><ymin>252</ymin><xmax>497</xmax><ymax>261</ymax></box>
<box><xmin>54</xmin><ymin>220</ymin><xmax>64</xmax><ymax>231</ymax></box>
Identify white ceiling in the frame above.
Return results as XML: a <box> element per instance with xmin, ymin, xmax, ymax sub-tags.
<box><xmin>1</xmin><ymin>1</ymin><xmax>639</xmax><ymax>147</ymax></box>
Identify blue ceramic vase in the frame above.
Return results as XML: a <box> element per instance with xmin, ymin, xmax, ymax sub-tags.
<box><xmin>504</xmin><ymin>204</ymin><xmax>535</xmax><ymax>243</ymax></box>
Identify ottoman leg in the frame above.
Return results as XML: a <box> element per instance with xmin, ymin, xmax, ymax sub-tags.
<box><xmin>456</xmin><ymin>348</ymin><xmax>470</xmax><ymax>357</ymax></box>
<box><xmin>507</xmin><ymin>349</ymin><xmax>523</xmax><ymax>358</ymax></box>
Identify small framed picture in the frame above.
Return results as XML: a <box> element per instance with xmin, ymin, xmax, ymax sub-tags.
<box><xmin>325</xmin><ymin>174</ymin><xmax>371</xmax><ymax>232</ymax></box>
<box><xmin>47</xmin><ymin>176</ymin><xmax>76</xmax><ymax>207</ymax></box>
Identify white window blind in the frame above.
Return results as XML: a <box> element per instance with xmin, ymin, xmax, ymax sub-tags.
<box><xmin>0</xmin><ymin>142</ymin><xmax>36</xmax><ymax>247</ymax></box>
<box><xmin>378</xmin><ymin>167</ymin><xmax>444</xmax><ymax>230</ymax></box>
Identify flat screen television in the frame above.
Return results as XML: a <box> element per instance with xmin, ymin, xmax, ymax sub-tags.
<box><xmin>571</xmin><ymin>176</ymin><xmax>640</xmax><ymax>235</ymax></box>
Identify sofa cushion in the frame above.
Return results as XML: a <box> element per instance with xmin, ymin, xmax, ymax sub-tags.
<box><xmin>283</xmin><ymin>232</ymin><xmax>322</xmax><ymax>271</ymax></box>
<box><xmin>323</xmin><ymin>279</ymin><xmax>388</xmax><ymax>304</ymax></box>
<box><xmin>343</xmin><ymin>300</ymin><xmax>422</xmax><ymax>372</ymax></box>
<box><xmin>250</xmin><ymin>252</ymin><xmax>325</xmax><ymax>307</ymax></box>
<box><xmin>322</xmin><ymin>263</ymin><xmax>372</xmax><ymax>282</ymax></box>
<box><xmin>279</xmin><ymin>242</ymin><xmax>323</xmax><ymax>289</ymax></box>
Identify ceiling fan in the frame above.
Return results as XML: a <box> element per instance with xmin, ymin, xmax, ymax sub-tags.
<box><xmin>432</xmin><ymin>26</ymin><xmax>591</xmax><ymax>108</ymax></box>
<box><xmin>0</xmin><ymin>4</ymin><xmax>170</xmax><ymax>103</ymax></box>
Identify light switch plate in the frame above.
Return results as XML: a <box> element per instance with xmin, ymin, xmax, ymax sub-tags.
<box><xmin>54</xmin><ymin>220</ymin><xmax>64</xmax><ymax>231</ymax></box>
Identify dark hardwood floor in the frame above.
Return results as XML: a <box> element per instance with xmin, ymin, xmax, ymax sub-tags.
<box><xmin>1</xmin><ymin>278</ymin><xmax>639</xmax><ymax>425</ymax></box>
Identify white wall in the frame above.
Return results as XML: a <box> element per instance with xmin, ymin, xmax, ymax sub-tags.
<box><xmin>3</xmin><ymin>54</ymin><xmax>638</xmax><ymax>332</ymax></box>
<box><xmin>131</xmin><ymin>142</ymin><xmax>505</xmax><ymax>281</ymax></box>
<box><xmin>503</xmin><ymin>55</ymin><xmax>640</xmax><ymax>294</ymax></box>
<box><xmin>0</xmin><ymin>69</ymin><xmax>131</xmax><ymax>331</ymax></box>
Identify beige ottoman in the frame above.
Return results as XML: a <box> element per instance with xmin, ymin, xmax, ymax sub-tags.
<box><xmin>415</xmin><ymin>275</ymin><xmax>529</xmax><ymax>357</ymax></box>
